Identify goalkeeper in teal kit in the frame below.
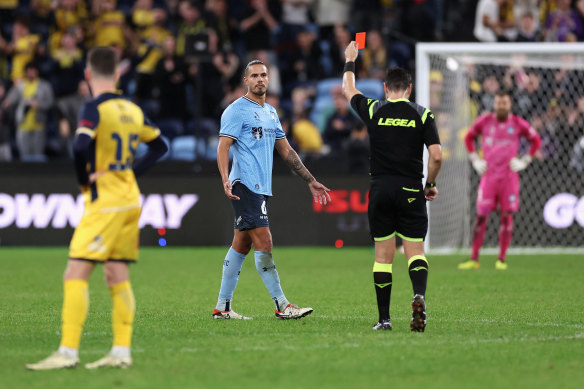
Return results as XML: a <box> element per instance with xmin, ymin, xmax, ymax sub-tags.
<box><xmin>211</xmin><ymin>60</ymin><xmax>331</xmax><ymax>320</ymax></box>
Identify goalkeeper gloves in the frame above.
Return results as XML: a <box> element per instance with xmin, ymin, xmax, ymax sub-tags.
<box><xmin>510</xmin><ymin>155</ymin><xmax>532</xmax><ymax>172</ymax></box>
<box><xmin>469</xmin><ymin>152</ymin><xmax>487</xmax><ymax>175</ymax></box>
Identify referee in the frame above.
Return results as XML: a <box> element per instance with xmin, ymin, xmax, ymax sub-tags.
<box><xmin>342</xmin><ymin>42</ymin><xmax>442</xmax><ymax>332</ymax></box>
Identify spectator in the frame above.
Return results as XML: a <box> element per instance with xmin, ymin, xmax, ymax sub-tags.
<box><xmin>280</xmin><ymin>28</ymin><xmax>322</xmax><ymax>89</ymax></box>
<box><xmin>240</xmin><ymin>0</ymin><xmax>280</xmax><ymax>52</ymax></box>
<box><xmin>545</xmin><ymin>0</ymin><xmax>584</xmax><ymax>42</ymax></box>
<box><xmin>176</xmin><ymin>0</ymin><xmax>212</xmax><ymax>59</ymax></box>
<box><xmin>91</xmin><ymin>0</ymin><xmax>134</xmax><ymax>50</ymax></box>
<box><xmin>279</xmin><ymin>0</ymin><xmax>315</xmax><ymax>45</ymax></box>
<box><xmin>323</xmin><ymin>85</ymin><xmax>360</xmax><ymax>154</ymax></box>
<box><xmin>359</xmin><ymin>30</ymin><xmax>387</xmax><ymax>80</ymax></box>
<box><xmin>206</xmin><ymin>0</ymin><xmax>238</xmax><ymax>51</ymax></box>
<box><xmin>330</xmin><ymin>23</ymin><xmax>351</xmax><ymax>76</ymax></box>
<box><xmin>478</xmin><ymin>74</ymin><xmax>500</xmax><ymax>113</ymax></box>
<box><xmin>134</xmin><ymin>8</ymin><xmax>172</xmax><ymax>102</ymax></box>
<box><xmin>48</xmin><ymin>31</ymin><xmax>84</xmax><ymax>98</ymax></box>
<box><xmin>474</xmin><ymin>0</ymin><xmax>503</xmax><ymax>42</ymax></box>
<box><xmin>289</xmin><ymin>86</ymin><xmax>323</xmax><ymax>154</ymax></box>
<box><xmin>55</xmin><ymin>79</ymin><xmax>90</xmax><ymax>157</ymax></box>
<box><xmin>0</xmin><ymin>82</ymin><xmax>11</xmax><ymax>161</ymax></box>
<box><xmin>314</xmin><ymin>0</ymin><xmax>351</xmax><ymax>44</ymax></box>
<box><xmin>154</xmin><ymin>36</ymin><xmax>189</xmax><ymax>138</ymax></box>
<box><xmin>6</xmin><ymin>16</ymin><xmax>42</xmax><ymax>82</ymax></box>
<box><xmin>344</xmin><ymin>122</ymin><xmax>369</xmax><ymax>173</ymax></box>
<box><xmin>515</xmin><ymin>11</ymin><xmax>541</xmax><ymax>41</ymax></box>
<box><xmin>3</xmin><ymin>62</ymin><xmax>54</xmax><ymax>159</ymax></box>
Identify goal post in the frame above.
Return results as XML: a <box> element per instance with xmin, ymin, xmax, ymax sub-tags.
<box><xmin>416</xmin><ymin>43</ymin><xmax>584</xmax><ymax>253</ymax></box>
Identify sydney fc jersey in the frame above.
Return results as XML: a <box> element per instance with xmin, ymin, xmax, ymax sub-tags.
<box><xmin>219</xmin><ymin>96</ymin><xmax>285</xmax><ymax>196</ymax></box>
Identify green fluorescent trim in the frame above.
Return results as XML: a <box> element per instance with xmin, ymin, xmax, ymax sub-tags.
<box><xmin>374</xmin><ymin>232</ymin><xmax>396</xmax><ymax>241</ymax></box>
<box><xmin>402</xmin><ymin>187</ymin><xmax>420</xmax><ymax>192</ymax></box>
<box><xmin>375</xmin><ymin>283</ymin><xmax>392</xmax><ymax>288</ymax></box>
<box><xmin>368</xmin><ymin>100</ymin><xmax>378</xmax><ymax>119</ymax></box>
<box><xmin>373</xmin><ymin>262</ymin><xmax>392</xmax><ymax>273</ymax></box>
<box><xmin>408</xmin><ymin>255</ymin><xmax>428</xmax><ymax>267</ymax></box>
<box><xmin>421</xmin><ymin>109</ymin><xmax>431</xmax><ymax>124</ymax></box>
<box><xmin>396</xmin><ymin>232</ymin><xmax>423</xmax><ymax>242</ymax></box>
<box><xmin>387</xmin><ymin>98</ymin><xmax>410</xmax><ymax>102</ymax></box>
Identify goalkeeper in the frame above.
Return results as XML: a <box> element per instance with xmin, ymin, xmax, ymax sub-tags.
<box><xmin>460</xmin><ymin>90</ymin><xmax>541</xmax><ymax>270</ymax></box>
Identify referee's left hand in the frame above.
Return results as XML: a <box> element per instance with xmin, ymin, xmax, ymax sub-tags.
<box><xmin>309</xmin><ymin>180</ymin><xmax>331</xmax><ymax>205</ymax></box>
<box><xmin>424</xmin><ymin>187</ymin><xmax>438</xmax><ymax>201</ymax></box>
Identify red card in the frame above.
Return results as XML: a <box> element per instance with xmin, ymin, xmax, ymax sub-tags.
<box><xmin>355</xmin><ymin>32</ymin><xmax>366</xmax><ymax>49</ymax></box>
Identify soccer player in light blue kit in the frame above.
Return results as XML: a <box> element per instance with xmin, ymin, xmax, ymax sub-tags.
<box><xmin>213</xmin><ymin>60</ymin><xmax>331</xmax><ymax>320</ymax></box>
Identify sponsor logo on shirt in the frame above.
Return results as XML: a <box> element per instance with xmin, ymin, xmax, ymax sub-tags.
<box><xmin>507</xmin><ymin>127</ymin><xmax>514</xmax><ymax>134</ymax></box>
<box><xmin>252</xmin><ymin>127</ymin><xmax>263</xmax><ymax>140</ymax></box>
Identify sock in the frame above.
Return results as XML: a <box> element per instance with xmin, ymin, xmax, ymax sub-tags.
<box><xmin>254</xmin><ymin>251</ymin><xmax>288</xmax><ymax>309</ymax></box>
<box><xmin>60</xmin><ymin>279</ymin><xmax>89</xmax><ymax>350</ymax></box>
<box><xmin>499</xmin><ymin>214</ymin><xmax>513</xmax><ymax>262</ymax></box>
<box><xmin>373</xmin><ymin>261</ymin><xmax>392</xmax><ymax>321</ymax></box>
<box><xmin>471</xmin><ymin>215</ymin><xmax>487</xmax><ymax>261</ymax></box>
<box><xmin>111</xmin><ymin>345</ymin><xmax>131</xmax><ymax>358</ymax></box>
<box><xmin>58</xmin><ymin>345</ymin><xmax>79</xmax><ymax>359</ymax></box>
<box><xmin>110</xmin><ymin>281</ymin><xmax>135</xmax><ymax>348</ymax></box>
<box><xmin>216</xmin><ymin>247</ymin><xmax>247</xmax><ymax>311</ymax></box>
<box><xmin>408</xmin><ymin>255</ymin><xmax>429</xmax><ymax>296</ymax></box>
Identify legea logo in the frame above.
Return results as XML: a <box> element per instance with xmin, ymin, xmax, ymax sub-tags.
<box><xmin>543</xmin><ymin>193</ymin><xmax>584</xmax><ymax>229</ymax></box>
<box><xmin>0</xmin><ymin>193</ymin><xmax>198</xmax><ymax>229</ymax></box>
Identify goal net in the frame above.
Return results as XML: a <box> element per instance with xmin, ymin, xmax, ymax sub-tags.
<box><xmin>416</xmin><ymin>43</ymin><xmax>584</xmax><ymax>253</ymax></box>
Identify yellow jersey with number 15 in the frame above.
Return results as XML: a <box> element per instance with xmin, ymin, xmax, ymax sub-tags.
<box><xmin>75</xmin><ymin>92</ymin><xmax>160</xmax><ymax>211</ymax></box>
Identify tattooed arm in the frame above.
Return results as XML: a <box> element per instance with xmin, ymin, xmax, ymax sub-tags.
<box><xmin>275</xmin><ymin>138</ymin><xmax>331</xmax><ymax>204</ymax></box>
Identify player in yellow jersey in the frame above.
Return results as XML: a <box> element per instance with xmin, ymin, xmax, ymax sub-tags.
<box><xmin>26</xmin><ymin>46</ymin><xmax>168</xmax><ymax>371</ymax></box>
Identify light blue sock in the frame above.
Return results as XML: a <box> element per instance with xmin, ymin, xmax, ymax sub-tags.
<box><xmin>216</xmin><ymin>247</ymin><xmax>246</xmax><ymax>311</ymax></box>
<box><xmin>254</xmin><ymin>251</ymin><xmax>289</xmax><ymax>310</ymax></box>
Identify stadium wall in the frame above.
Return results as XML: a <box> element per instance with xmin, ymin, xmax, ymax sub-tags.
<box><xmin>1</xmin><ymin>162</ymin><xmax>582</xmax><ymax>247</ymax></box>
<box><xmin>0</xmin><ymin>162</ymin><xmax>371</xmax><ymax>247</ymax></box>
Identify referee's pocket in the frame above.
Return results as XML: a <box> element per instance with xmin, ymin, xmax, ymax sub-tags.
<box><xmin>401</xmin><ymin>187</ymin><xmax>420</xmax><ymax>192</ymax></box>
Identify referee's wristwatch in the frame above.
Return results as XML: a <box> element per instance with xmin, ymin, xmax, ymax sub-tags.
<box><xmin>425</xmin><ymin>182</ymin><xmax>436</xmax><ymax>188</ymax></box>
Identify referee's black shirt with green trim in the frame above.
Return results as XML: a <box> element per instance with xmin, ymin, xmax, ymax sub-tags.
<box><xmin>350</xmin><ymin>95</ymin><xmax>441</xmax><ymax>180</ymax></box>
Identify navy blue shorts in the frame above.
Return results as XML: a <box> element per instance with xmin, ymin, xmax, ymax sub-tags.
<box><xmin>231</xmin><ymin>183</ymin><xmax>270</xmax><ymax>230</ymax></box>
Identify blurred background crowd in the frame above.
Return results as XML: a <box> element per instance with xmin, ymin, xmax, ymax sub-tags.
<box><xmin>0</xmin><ymin>0</ymin><xmax>583</xmax><ymax>171</ymax></box>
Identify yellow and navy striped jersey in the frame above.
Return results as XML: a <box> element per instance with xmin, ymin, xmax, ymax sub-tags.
<box><xmin>76</xmin><ymin>92</ymin><xmax>160</xmax><ymax>209</ymax></box>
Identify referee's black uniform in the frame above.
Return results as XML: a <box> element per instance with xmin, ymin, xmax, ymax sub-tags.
<box><xmin>350</xmin><ymin>95</ymin><xmax>441</xmax><ymax>242</ymax></box>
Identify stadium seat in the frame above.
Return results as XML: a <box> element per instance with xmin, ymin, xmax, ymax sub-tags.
<box><xmin>135</xmin><ymin>136</ymin><xmax>170</xmax><ymax>161</ymax></box>
<box><xmin>170</xmin><ymin>136</ymin><xmax>196</xmax><ymax>162</ymax></box>
<box><xmin>356</xmin><ymin>79</ymin><xmax>385</xmax><ymax>99</ymax></box>
<box><xmin>316</xmin><ymin>78</ymin><xmax>341</xmax><ymax>97</ymax></box>
<box><xmin>20</xmin><ymin>154</ymin><xmax>48</xmax><ymax>163</ymax></box>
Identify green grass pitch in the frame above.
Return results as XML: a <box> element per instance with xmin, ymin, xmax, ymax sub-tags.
<box><xmin>1</xmin><ymin>247</ymin><xmax>583</xmax><ymax>389</ymax></box>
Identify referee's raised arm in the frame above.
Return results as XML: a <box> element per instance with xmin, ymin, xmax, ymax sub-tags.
<box><xmin>342</xmin><ymin>41</ymin><xmax>362</xmax><ymax>102</ymax></box>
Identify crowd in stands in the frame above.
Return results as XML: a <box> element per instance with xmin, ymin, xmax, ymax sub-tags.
<box><xmin>0</xmin><ymin>0</ymin><xmax>583</xmax><ymax>169</ymax></box>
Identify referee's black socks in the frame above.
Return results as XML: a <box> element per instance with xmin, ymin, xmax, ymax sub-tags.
<box><xmin>373</xmin><ymin>262</ymin><xmax>392</xmax><ymax>321</ymax></box>
<box><xmin>408</xmin><ymin>255</ymin><xmax>429</xmax><ymax>296</ymax></box>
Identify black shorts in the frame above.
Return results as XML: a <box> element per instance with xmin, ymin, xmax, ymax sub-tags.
<box><xmin>231</xmin><ymin>183</ymin><xmax>270</xmax><ymax>230</ymax></box>
<box><xmin>368</xmin><ymin>176</ymin><xmax>428</xmax><ymax>242</ymax></box>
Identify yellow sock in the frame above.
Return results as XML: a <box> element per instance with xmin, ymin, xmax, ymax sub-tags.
<box><xmin>110</xmin><ymin>281</ymin><xmax>135</xmax><ymax>347</ymax></box>
<box><xmin>60</xmin><ymin>279</ymin><xmax>89</xmax><ymax>349</ymax></box>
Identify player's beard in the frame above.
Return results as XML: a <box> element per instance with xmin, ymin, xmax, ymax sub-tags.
<box><xmin>495</xmin><ymin>110</ymin><xmax>509</xmax><ymax>121</ymax></box>
<box><xmin>251</xmin><ymin>84</ymin><xmax>267</xmax><ymax>96</ymax></box>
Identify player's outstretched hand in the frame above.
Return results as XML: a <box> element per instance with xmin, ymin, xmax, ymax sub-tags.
<box><xmin>309</xmin><ymin>180</ymin><xmax>331</xmax><ymax>205</ymax></box>
<box><xmin>510</xmin><ymin>155</ymin><xmax>532</xmax><ymax>172</ymax></box>
<box><xmin>345</xmin><ymin>41</ymin><xmax>359</xmax><ymax>62</ymax></box>
<box><xmin>223</xmin><ymin>180</ymin><xmax>240</xmax><ymax>200</ymax></box>
<box><xmin>425</xmin><ymin>186</ymin><xmax>438</xmax><ymax>201</ymax></box>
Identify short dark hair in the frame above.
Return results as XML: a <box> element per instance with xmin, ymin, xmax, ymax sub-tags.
<box><xmin>385</xmin><ymin>67</ymin><xmax>412</xmax><ymax>92</ymax></box>
<box><xmin>87</xmin><ymin>46</ymin><xmax>118</xmax><ymax>78</ymax></box>
<box><xmin>495</xmin><ymin>90</ymin><xmax>511</xmax><ymax>98</ymax></box>
<box><xmin>24</xmin><ymin>61</ymin><xmax>39</xmax><ymax>71</ymax></box>
<box><xmin>244</xmin><ymin>60</ymin><xmax>266</xmax><ymax>77</ymax></box>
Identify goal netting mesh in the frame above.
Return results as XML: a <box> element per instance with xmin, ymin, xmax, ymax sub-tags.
<box><xmin>416</xmin><ymin>43</ymin><xmax>584</xmax><ymax>252</ymax></box>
